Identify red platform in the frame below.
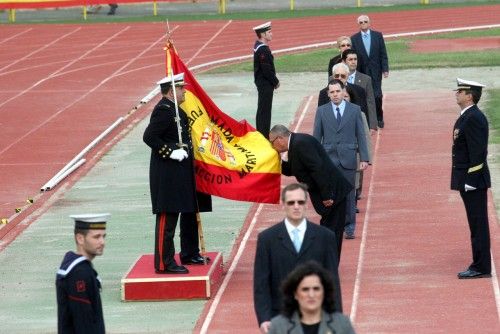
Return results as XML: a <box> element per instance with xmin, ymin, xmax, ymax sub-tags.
<box><xmin>121</xmin><ymin>252</ymin><xmax>223</xmax><ymax>301</ymax></box>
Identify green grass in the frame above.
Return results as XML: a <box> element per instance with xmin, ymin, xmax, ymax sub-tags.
<box><xmin>207</xmin><ymin>27</ymin><xmax>500</xmax><ymax>74</ymax></box>
<box><xmin>486</xmin><ymin>89</ymin><xmax>500</xmax><ymax>144</ymax></box>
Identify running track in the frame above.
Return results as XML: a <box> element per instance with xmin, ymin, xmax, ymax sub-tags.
<box><xmin>1</xmin><ymin>4</ymin><xmax>500</xmax><ymax>332</ymax></box>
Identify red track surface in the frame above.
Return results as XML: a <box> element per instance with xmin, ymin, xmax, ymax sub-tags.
<box><xmin>1</xmin><ymin>4</ymin><xmax>500</xmax><ymax>332</ymax></box>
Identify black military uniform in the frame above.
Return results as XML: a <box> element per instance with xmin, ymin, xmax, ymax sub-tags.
<box><xmin>253</xmin><ymin>21</ymin><xmax>279</xmax><ymax>138</ymax></box>
<box><xmin>56</xmin><ymin>252</ymin><xmax>104</xmax><ymax>334</ymax></box>
<box><xmin>143</xmin><ymin>76</ymin><xmax>211</xmax><ymax>273</ymax></box>
<box><xmin>56</xmin><ymin>214</ymin><xmax>109</xmax><ymax>334</ymax></box>
<box><xmin>451</xmin><ymin>78</ymin><xmax>491</xmax><ymax>279</ymax></box>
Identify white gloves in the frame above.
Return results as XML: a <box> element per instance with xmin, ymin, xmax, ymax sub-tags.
<box><xmin>170</xmin><ymin>148</ymin><xmax>188</xmax><ymax>162</ymax></box>
<box><xmin>464</xmin><ymin>184</ymin><xmax>476</xmax><ymax>192</ymax></box>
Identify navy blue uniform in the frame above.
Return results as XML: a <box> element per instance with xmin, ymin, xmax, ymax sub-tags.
<box><xmin>56</xmin><ymin>251</ymin><xmax>104</xmax><ymax>334</ymax></box>
<box><xmin>451</xmin><ymin>104</ymin><xmax>491</xmax><ymax>274</ymax></box>
<box><xmin>143</xmin><ymin>97</ymin><xmax>211</xmax><ymax>271</ymax></box>
<box><xmin>254</xmin><ymin>40</ymin><xmax>279</xmax><ymax>138</ymax></box>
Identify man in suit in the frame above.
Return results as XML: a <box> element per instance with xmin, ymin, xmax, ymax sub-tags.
<box><xmin>269</xmin><ymin>125</ymin><xmax>352</xmax><ymax>258</ymax></box>
<box><xmin>318</xmin><ymin>63</ymin><xmax>369</xmax><ymax>124</ymax></box>
<box><xmin>451</xmin><ymin>78</ymin><xmax>491</xmax><ymax>279</ymax></box>
<box><xmin>253</xmin><ymin>21</ymin><xmax>280</xmax><ymax>138</ymax></box>
<box><xmin>143</xmin><ymin>73</ymin><xmax>212</xmax><ymax>274</ymax></box>
<box><xmin>253</xmin><ymin>183</ymin><xmax>342</xmax><ymax>334</ymax></box>
<box><xmin>342</xmin><ymin>48</ymin><xmax>378</xmax><ymax>133</ymax></box>
<box><xmin>351</xmin><ymin>14</ymin><xmax>389</xmax><ymax>128</ymax></box>
<box><xmin>313</xmin><ymin>79</ymin><xmax>369</xmax><ymax>240</ymax></box>
<box><xmin>327</xmin><ymin>36</ymin><xmax>352</xmax><ymax>80</ymax></box>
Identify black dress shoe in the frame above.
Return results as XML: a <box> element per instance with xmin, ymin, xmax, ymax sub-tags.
<box><xmin>181</xmin><ymin>255</ymin><xmax>211</xmax><ymax>265</ymax></box>
<box><xmin>155</xmin><ymin>263</ymin><xmax>188</xmax><ymax>274</ymax></box>
<box><xmin>378</xmin><ymin>120</ymin><xmax>384</xmax><ymax>128</ymax></box>
<box><xmin>457</xmin><ymin>269</ymin><xmax>491</xmax><ymax>279</ymax></box>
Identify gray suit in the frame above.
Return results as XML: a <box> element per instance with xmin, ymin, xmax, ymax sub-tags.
<box><xmin>353</xmin><ymin>70</ymin><xmax>378</xmax><ymax>131</ymax></box>
<box><xmin>269</xmin><ymin>311</ymin><xmax>355</xmax><ymax>334</ymax></box>
<box><xmin>313</xmin><ymin>101</ymin><xmax>369</xmax><ymax>236</ymax></box>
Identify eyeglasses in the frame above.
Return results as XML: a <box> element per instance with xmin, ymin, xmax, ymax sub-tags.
<box><xmin>359</xmin><ymin>20</ymin><xmax>369</xmax><ymax>24</ymax></box>
<box><xmin>334</xmin><ymin>73</ymin><xmax>348</xmax><ymax>79</ymax></box>
<box><xmin>270</xmin><ymin>136</ymin><xmax>281</xmax><ymax>145</ymax></box>
<box><xmin>285</xmin><ymin>200</ymin><xmax>306</xmax><ymax>206</ymax></box>
<box><xmin>340</xmin><ymin>43</ymin><xmax>351</xmax><ymax>47</ymax></box>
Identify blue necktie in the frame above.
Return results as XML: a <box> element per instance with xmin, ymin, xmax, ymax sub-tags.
<box><xmin>362</xmin><ymin>33</ymin><xmax>371</xmax><ymax>56</ymax></box>
<box><xmin>292</xmin><ymin>228</ymin><xmax>301</xmax><ymax>253</ymax></box>
<box><xmin>348</xmin><ymin>74</ymin><xmax>354</xmax><ymax>84</ymax></box>
<box><xmin>336</xmin><ymin>107</ymin><xmax>341</xmax><ymax>126</ymax></box>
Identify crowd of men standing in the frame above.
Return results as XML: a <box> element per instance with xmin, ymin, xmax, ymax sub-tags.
<box><xmin>53</xmin><ymin>12</ymin><xmax>492</xmax><ymax>334</ymax></box>
<box><xmin>251</xmin><ymin>14</ymin><xmax>389</xmax><ymax>334</ymax></box>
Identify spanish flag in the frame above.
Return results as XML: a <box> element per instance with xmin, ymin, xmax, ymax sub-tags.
<box><xmin>165</xmin><ymin>42</ymin><xmax>281</xmax><ymax>204</ymax></box>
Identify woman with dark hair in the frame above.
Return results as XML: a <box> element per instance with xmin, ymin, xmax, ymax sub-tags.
<box><xmin>269</xmin><ymin>261</ymin><xmax>355</xmax><ymax>334</ymax></box>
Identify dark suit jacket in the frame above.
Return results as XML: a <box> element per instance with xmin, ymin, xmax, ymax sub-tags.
<box><xmin>351</xmin><ymin>29</ymin><xmax>389</xmax><ymax>97</ymax></box>
<box><xmin>143</xmin><ymin>97</ymin><xmax>211</xmax><ymax>214</ymax></box>
<box><xmin>281</xmin><ymin>133</ymin><xmax>352</xmax><ymax>216</ymax></box>
<box><xmin>451</xmin><ymin>104</ymin><xmax>491</xmax><ymax>191</ymax></box>
<box><xmin>253</xmin><ymin>221</ymin><xmax>342</xmax><ymax>325</ymax></box>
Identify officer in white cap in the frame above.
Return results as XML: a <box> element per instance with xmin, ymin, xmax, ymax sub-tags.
<box><xmin>56</xmin><ymin>213</ymin><xmax>110</xmax><ymax>333</ymax></box>
<box><xmin>143</xmin><ymin>72</ymin><xmax>212</xmax><ymax>274</ymax></box>
<box><xmin>451</xmin><ymin>78</ymin><xmax>491</xmax><ymax>279</ymax></box>
<box><xmin>253</xmin><ymin>21</ymin><xmax>279</xmax><ymax>139</ymax></box>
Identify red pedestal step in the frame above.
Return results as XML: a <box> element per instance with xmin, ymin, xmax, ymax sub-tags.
<box><xmin>121</xmin><ymin>252</ymin><xmax>223</xmax><ymax>301</ymax></box>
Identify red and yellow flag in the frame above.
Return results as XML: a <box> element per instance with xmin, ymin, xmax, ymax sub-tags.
<box><xmin>165</xmin><ymin>42</ymin><xmax>281</xmax><ymax>204</ymax></box>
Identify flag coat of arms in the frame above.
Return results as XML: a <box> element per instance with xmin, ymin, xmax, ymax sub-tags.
<box><xmin>165</xmin><ymin>42</ymin><xmax>281</xmax><ymax>204</ymax></box>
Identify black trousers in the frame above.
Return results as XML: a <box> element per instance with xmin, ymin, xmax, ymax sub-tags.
<box><xmin>256</xmin><ymin>84</ymin><xmax>274</xmax><ymax>138</ymax></box>
<box><xmin>460</xmin><ymin>189</ymin><xmax>491</xmax><ymax>273</ymax></box>
<box><xmin>375</xmin><ymin>95</ymin><xmax>384</xmax><ymax>122</ymax></box>
<box><xmin>318</xmin><ymin>199</ymin><xmax>347</xmax><ymax>263</ymax></box>
<box><xmin>154</xmin><ymin>212</ymin><xmax>200</xmax><ymax>271</ymax></box>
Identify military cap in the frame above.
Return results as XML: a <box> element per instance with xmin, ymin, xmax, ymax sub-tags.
<box><xmin>70</xmin><ymin>213</ymin><xmax>110</xmax><ymax>230</ymax></box>
<box><xmin>157</xmin><ymin>73</ymin><xmax>186</xmax><ymax>87</ymax></box>
<box><xmin>253</xmin><ymin>21</ymin><xmax>272</xmax><ymax>34</ymax></box>
<box><xmin>454</xmin><ymin>78</ymin><xmax>485</xmax><ymax>93</ymax></box>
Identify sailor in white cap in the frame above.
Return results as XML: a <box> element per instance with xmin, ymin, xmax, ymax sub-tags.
<box><xmin>56</xmin><ymin>213</ymin><xmax>110</xmax><ymax>333</ymax></box>
<box><xmin>451</xmin><ymin>78</ymin><xmax>491</xmax><ymax>279</ymax></box>
<box><xmin>143</xmin><ymin>72</ymin><xmax>212</xmax><ymax>274</ymax></box>
<box><xmin>253</xmin><ymin>21</ymin><xmax>279</xmax><ymax>138</ymax></box>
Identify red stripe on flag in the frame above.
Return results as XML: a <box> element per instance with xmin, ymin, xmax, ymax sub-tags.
<box><xmin>194</xmin><ymin>161</ymin><xmax>280</xmax><ymax>204</ymax></box>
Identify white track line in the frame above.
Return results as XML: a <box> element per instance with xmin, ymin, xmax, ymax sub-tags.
<box><xmin>199</xmin><ymin>204</ymin><xmax>263</xmax><ymax>334</ymax></box>
<box><xmin>0</xmin><ymin>27</ymin><xmax>129</xmax><ymax>109</ymax></box>
<box><xmin>189</xmin><ymin>24</ymin><xmax>500</xmax><ymax>73</ymax></box>
<box><xmin>491</xmin><ymin>252</ymin><xmax>500</xmax><ymax>322</ymax></box>
<box><xmin>185</xmin><ymin>20</ymin><xmax>233</xmax><ymax>66</ymax></box>
<box><xmin>349</xmin><ymin>120</ymin><xmax>382</xmax><ymax>323</ymax></box>
<box><xmin>0</xmin><ymin>28</ymin><xmax>169</xmax><ymax>157</ymax></box>
<box><xmin>0</xmin><ymin>28</ymin><xmax>81</xmax><ymax>73</ymax></box>
<box><xmin>0</xmin><ymin>28</ymin><xmax>33</xmax><ymax>46</ymax></box>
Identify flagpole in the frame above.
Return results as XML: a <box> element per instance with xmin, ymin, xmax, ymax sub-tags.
<box><xmin>165</xmin><ymin>29</ymin><xmax>207</xmax><ymax>263</ymax></box>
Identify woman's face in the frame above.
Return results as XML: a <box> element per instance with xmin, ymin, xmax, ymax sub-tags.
<box><xmin>343</xmin><ymin>91</ymin><xmax>351</xmax><ymax>102</ymax></box>
<box><xmin>294</xmin><ymin>274</ymin><xmax>324</xmax><ymax>314</ymax></box>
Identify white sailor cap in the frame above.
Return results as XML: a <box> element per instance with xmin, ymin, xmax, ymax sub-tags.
<box><xmin>70</xmin><ymin>213</ymin><xmax>110</xmax><ymax>230</ymax></box>
<box><xmin>253</xmin><ymin>21</ymin><xmax>272</xmax><ymax>34</ymax></box>
<box><xmin>455</xmin><ymin>78</ymin><xmax>486</xmax><ymax>92</ymax></box>
<box><xmin>157</xmin><ymin>73</ymin><xmax>186</xmax><ymax>86</ymax></box>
